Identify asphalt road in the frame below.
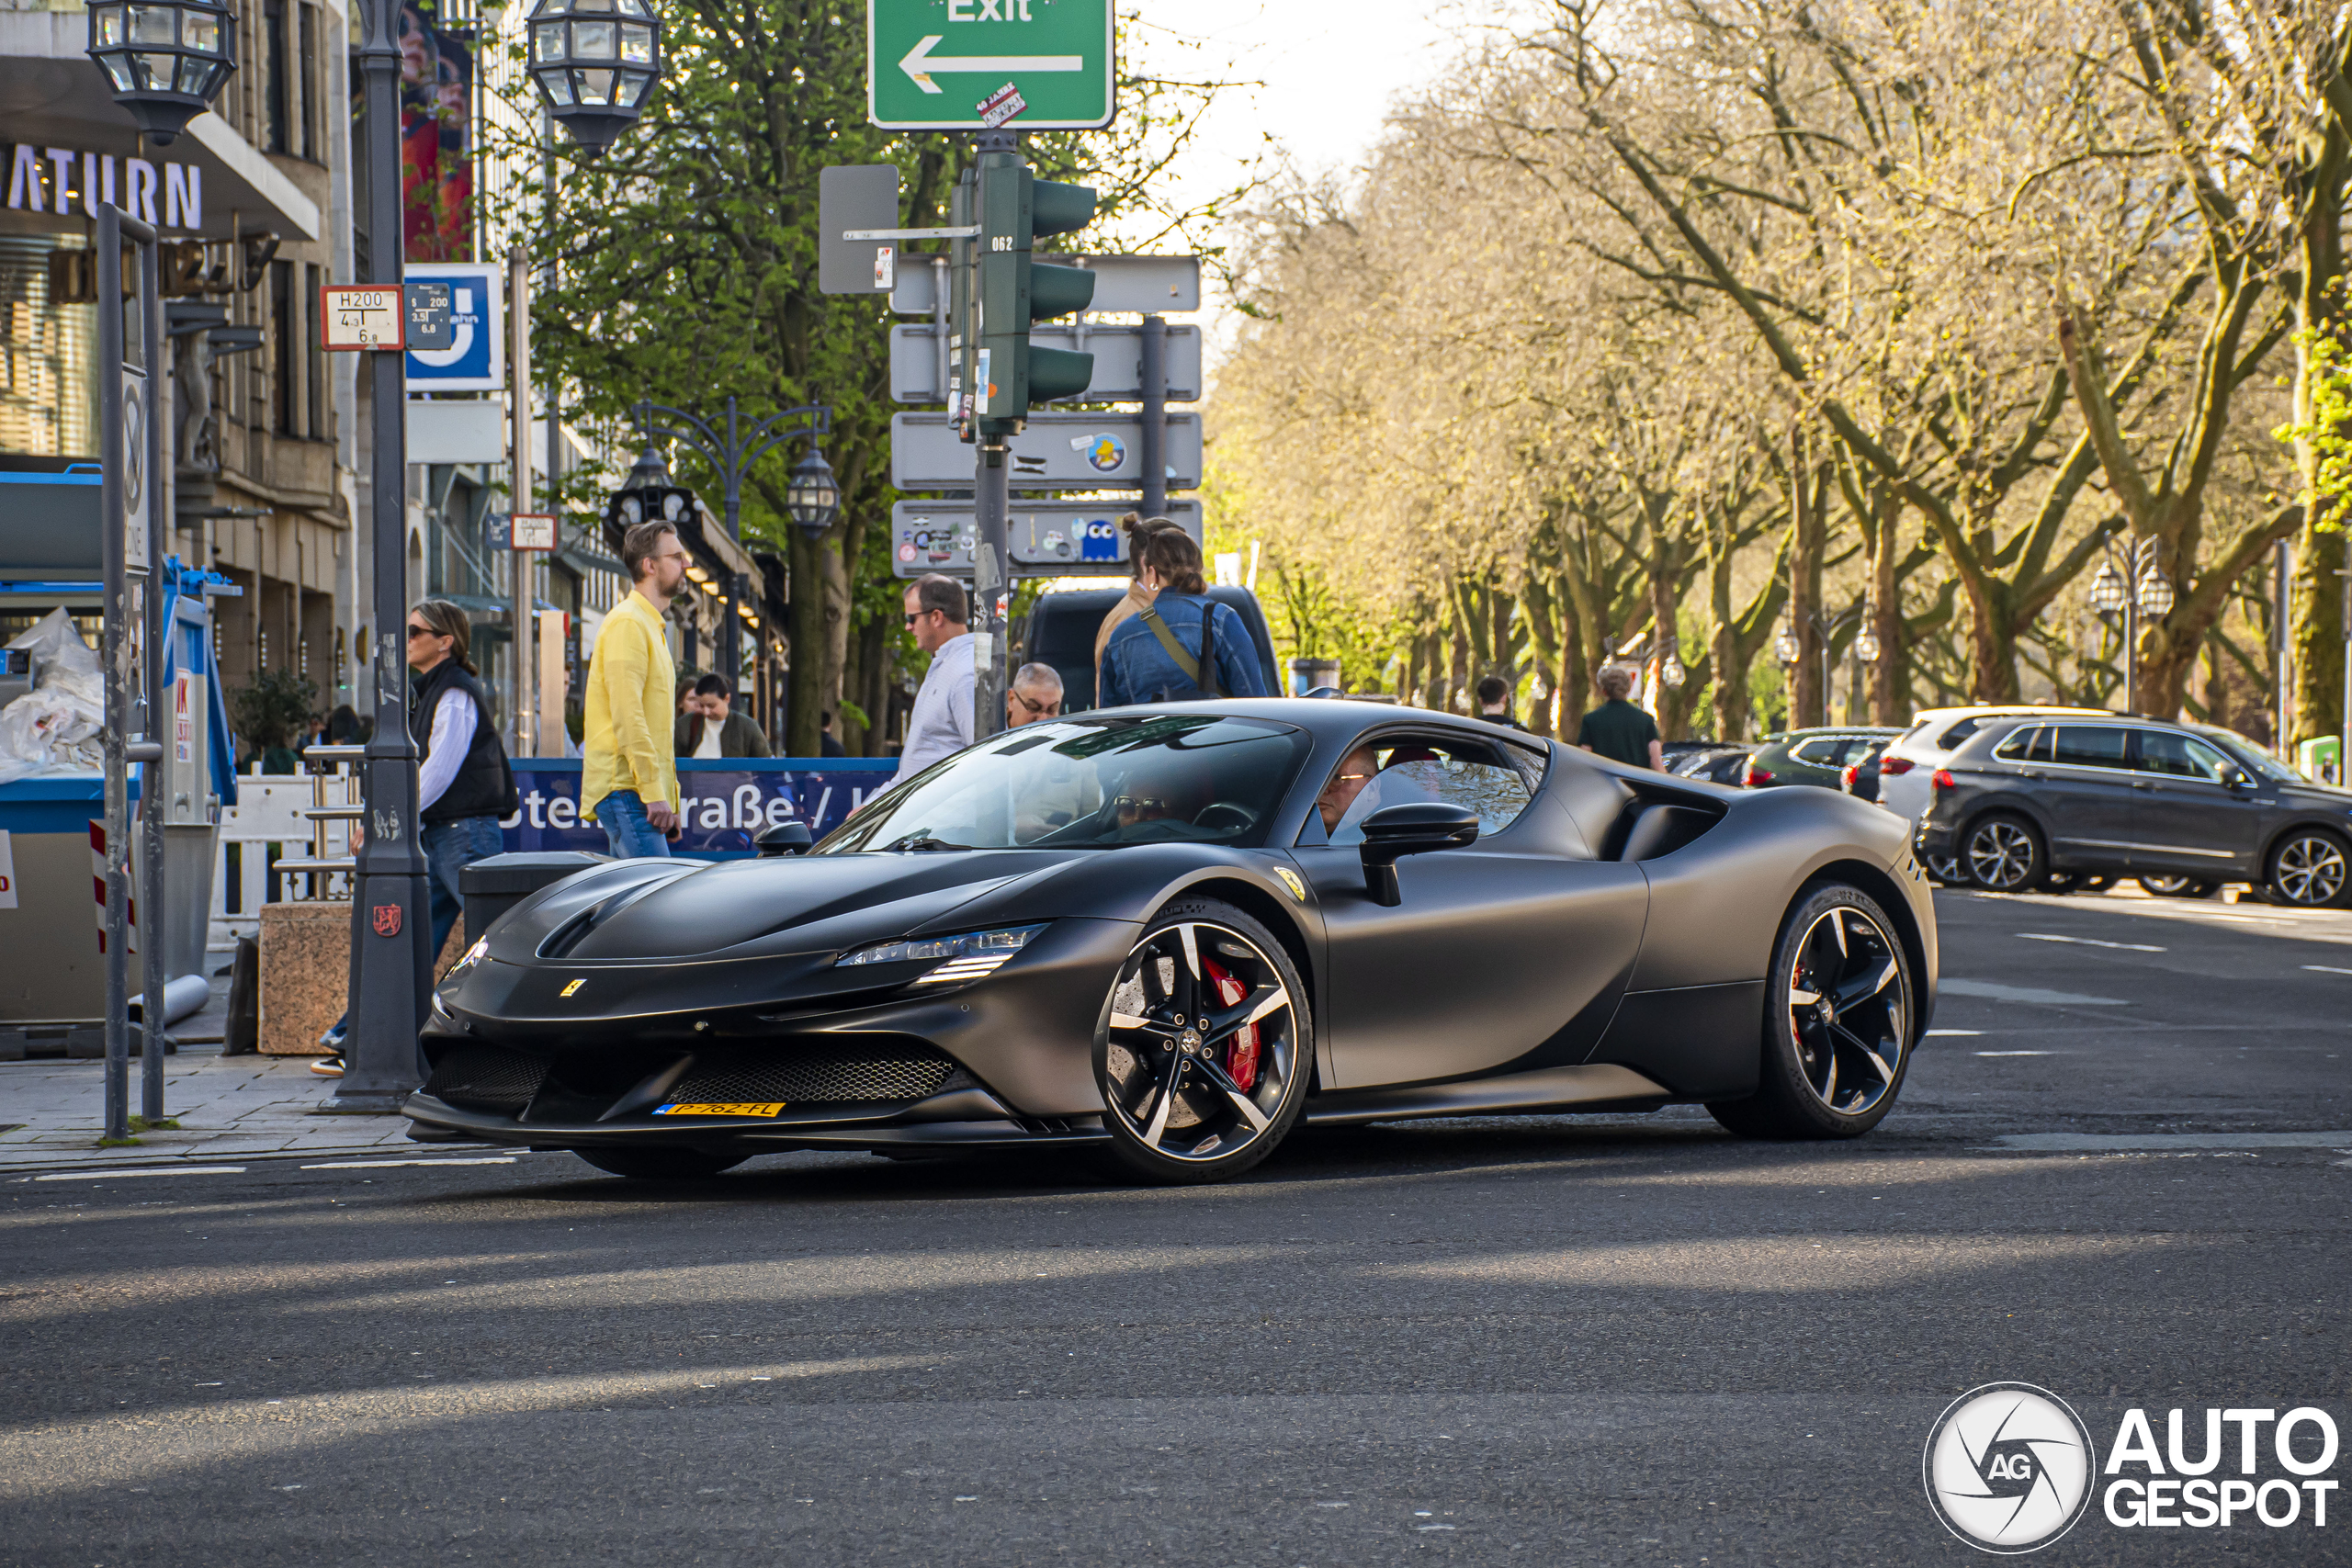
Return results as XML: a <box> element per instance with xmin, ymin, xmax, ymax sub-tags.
<box><xmin>6</xmin><ymin>886</ymin><xmax>2348</xmax><ymax>1566</ymax></box>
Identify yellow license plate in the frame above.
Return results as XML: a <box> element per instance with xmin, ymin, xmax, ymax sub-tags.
<box><xmin>655</xmin><ymin>1101</ymin><xmax>785</xmax><ymax>1117</ymax></box>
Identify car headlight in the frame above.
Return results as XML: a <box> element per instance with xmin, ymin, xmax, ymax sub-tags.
<box><xmin>836</xmin><ymin>924</ymin><xmax>1046</xmax><ymax>985</ymax></box>
<box><xmin>449</xmin><ymin>935</ymin><xmax>489</xmax><ymax>975</ymax></box>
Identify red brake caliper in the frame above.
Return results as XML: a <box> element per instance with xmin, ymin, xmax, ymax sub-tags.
<box><xmin>1204</xmin><ymin>956</ymin><xmax>1259</xmax><ymax>1091</ymax></box>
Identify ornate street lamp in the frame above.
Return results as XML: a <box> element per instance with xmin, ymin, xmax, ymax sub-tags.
<box><xmin>526</xmin><ymin>0</ymin><xmax>664</xmax><ymax>154</ymax></box>
<box><xmin>1853</xmin><ymin>629</ymin><xmax>1882</xmax><ymax>665</ymax></box>
<box><xmin>2088</xmin><ymin>559</ymin><xmax>2128</xmax><ymax>615</ymax></box>
<box><xmin>86</xmin><ymin>0</ymin><xmax>237</xmax><ymax>144</ymax></box>
<box><xmin>605</xmin><ymin>441</ymin><xmax>696</xmax><ymax>538</ymax></box>
<box><xmin>1774</xmin><ymin>624</ymin><xmax>1802</xmax><ymax>666</ymax></box>
<box><xmin>1660</xmin><ymin>653</ymin><xmax>1687</xmax><ymax>690</ymax></box>
<box><xmin>785</xmin><ymin>449</ymin><xmax>842</xmax><ymax>541</ymax></box>
<box><xmin>2136</xmin><ymin>568</ymin><xmax>2176</xmax><ymax>618</ymax></box>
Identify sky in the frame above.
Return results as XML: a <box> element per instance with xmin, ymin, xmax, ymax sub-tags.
<box><xmin>1119</xmin><ymin>1</ymin><xmax>1512</xmax><ymax>349</ymax></box>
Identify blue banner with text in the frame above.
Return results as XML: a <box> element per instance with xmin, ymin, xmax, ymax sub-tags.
<box><xmin>500</xmin><ymin>760</ymin><xmax>899</xmax><ymax>857</ymax></box>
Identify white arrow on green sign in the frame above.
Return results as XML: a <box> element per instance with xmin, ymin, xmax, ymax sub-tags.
<box><xmin>867</xmin><ymin>0</ymin><xmax>1114</xmax><ymax>131</ymax></box>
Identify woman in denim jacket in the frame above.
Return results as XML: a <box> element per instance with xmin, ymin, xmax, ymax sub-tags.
<box><xmin>1098</xmin><ymin>525</ymin><xmax>1270</xmax><ymax>705</ymax></box>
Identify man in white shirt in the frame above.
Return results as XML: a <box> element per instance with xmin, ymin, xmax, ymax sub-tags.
<box><xmin>890</xmin><ymin>574</ymin><xmax>976</xmax><ymax>786</ymax></box>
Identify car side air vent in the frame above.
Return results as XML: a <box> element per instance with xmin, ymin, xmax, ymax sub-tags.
<box><xmin>1612</xmin><ymin>802</ymin><xmax>1720</xmax><ymax>863</ymax></box>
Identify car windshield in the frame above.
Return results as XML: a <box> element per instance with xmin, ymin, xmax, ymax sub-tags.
<box><xmin>2190</xmin><ymin>724</ymin><xmax>2306</xmax><ymax>784</ymax></box>
<box><xmin>816</xmin><ymin>714</ymin><xmax>1312</xmax><ymax>853</ymax></box>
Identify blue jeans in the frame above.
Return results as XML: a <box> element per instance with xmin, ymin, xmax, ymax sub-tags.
<box><xmin>594</xmin><ymin>789</ymin><xmax>673</xmax><ymax>859</ymax></box>
<box><xmin>424</xmin><ymin>814</ymin><xmax>508</xmax><ymax>962</ymax></box>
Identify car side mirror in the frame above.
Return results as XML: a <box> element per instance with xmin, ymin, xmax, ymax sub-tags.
<box><xmin>1358</xmin><ymin>802</ymin><xmax>1480</xmax><ymax>906</ymax></box>
<box><xmin>754</xmin><ymin>821</ymin><xmax>812</xmax><ymax>857</ymax></box>
<box><xmin>2223</xmin><ymin>767</ymin><xmax>2254</xmax><ymax>792</ymax></box>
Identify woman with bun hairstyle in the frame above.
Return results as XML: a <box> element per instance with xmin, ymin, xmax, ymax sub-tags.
<box><xmin>1097</xmin><ymin>525</ymin><xmax>1269</xmax><ymax>705</ymax></box>
<box><xmin>1091</xmin><ymin>513</ymin><xmax>1178</xmax><ymax>680</ymax></box>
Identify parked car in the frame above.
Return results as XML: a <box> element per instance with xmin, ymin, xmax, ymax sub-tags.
<box><xmin>1873</xmin><ymin>705</ymin><xmax>2112</xmax><ymax>826</ymax></box>
<box><xmin>1840</xmin><ymin>739</ymin><xmax>1891</xmax><ymax>804</ymax></box>
<box><xmin>1742</xmin><ymin>728</ymin><xmax>1903</xmax><ymax>790</ymax></box>
<box><xmin>1915</xmin><ymin>714</ymin><xmax>2350</xmax><ymax>906</ymax></box>
<box><xmin>1668</xmin><ymin>743</ymin><xmax>1757</xmax><ymax>785</ymax></box>
<box><xmin>1019</xmin><ymin>586</ymin><xmax>1282</xmax><ymax>713</ymax></box>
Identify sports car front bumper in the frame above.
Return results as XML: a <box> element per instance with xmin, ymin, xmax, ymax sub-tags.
<box><xmin>404</xmin><ymin>916</ymin><xmax>1139</xmax><ymax>1151</ymax></box>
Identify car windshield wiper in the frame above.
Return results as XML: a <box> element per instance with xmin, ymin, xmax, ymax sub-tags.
<box><xmin>882</xmin><ymin>834</ymin><xmax>973</xmax><ymax>852</ymax></box>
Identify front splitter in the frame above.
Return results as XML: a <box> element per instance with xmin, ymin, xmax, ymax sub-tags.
<box><xmin>402</xmin><ymin>1093</ymin><xmax>1110</xmax><ymax>1153</ymax></box>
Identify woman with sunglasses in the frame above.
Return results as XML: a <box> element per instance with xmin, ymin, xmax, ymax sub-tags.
<box><xmin>312</xmin><ymin>600</ymin><xmax>515</xmax><ymax>1077</ymax></box>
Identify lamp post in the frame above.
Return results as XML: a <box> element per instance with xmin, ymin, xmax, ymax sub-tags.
<box><xmin>2089</xmin><ymin>540</ymin><xmax>2169</xmax><ymax>715</ymax></box>
<box><xmin>1776</xmin><ymin>607</ymin><xmax>1867</xmax><ymax>726</ymax></box>
<box><xmin>525</xmin><ymin>0</ymin><xmax>664</xmax><ymax>154</ymax></box>
<box><xmin>332</xmin><ymin>0</ymin><xmax>664</xmax><ymax>1113</ymax></box>
<box><xmin>86</xmin><ymin>0</ymin><xmax>237</xmax><ymax>143</ymax></box>
<box><xmin>628</xmin><ymin>397</ymin><xmax>833</xmax><ymax>693</ymax></box>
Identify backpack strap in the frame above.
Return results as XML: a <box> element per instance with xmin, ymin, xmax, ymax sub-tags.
<box><xmin>1199</xmin><ymin>601</ymin><xmax>1222</xmax><ymax>698</ymax></box>
<box><xmin>1136</xmin><ymin>606</ymin><xmax>1203</xmax><ymax>687</ymax></box>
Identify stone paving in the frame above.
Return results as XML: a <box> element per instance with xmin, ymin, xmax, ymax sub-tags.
<box><xmin>0</xmin><ymin>967</ymin><xmax>417</xmax><ymax>1174</ymax></box>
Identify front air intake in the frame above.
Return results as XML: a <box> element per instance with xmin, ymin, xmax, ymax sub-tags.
<box><xmin>423</xmin><ymin>1044</ymin><xmax>549</xmax><ymax>1114</ymax></box>
<box><xmin>664</xmin><ymin>1043</ymin><xmax>967</xmax><ymax>1107</ymax></box>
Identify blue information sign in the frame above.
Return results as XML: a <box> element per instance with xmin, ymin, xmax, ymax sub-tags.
<box><xmin>499</xmin><ymin>759</ymin><xmax>898</xmax><ymax>857</ymax></box>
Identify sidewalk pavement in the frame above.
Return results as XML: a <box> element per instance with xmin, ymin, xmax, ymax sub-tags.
<box><xmin>0</xmin><ymin>967</ymin><xmax>421</xmax><ymax>1173</ymax></box>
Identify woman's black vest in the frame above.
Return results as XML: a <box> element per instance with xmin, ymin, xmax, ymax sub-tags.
<box><xmin>409</xmin><ymin>659</ymin><xmax>518</xmax><ymax>825</ymax></box>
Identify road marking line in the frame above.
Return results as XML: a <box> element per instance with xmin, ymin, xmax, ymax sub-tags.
<box><xmin>2301</xmin><ymin>964</ymin><xmax>2352</xmax><ymax>976</ymax></box>
<box><xmin>1982</xmin><ymin>1131</ymin><xmax>2352</xmax><ymax>1151</ymax></box>
<box><xmin>1940</xmin><ymin>979</ymin><xmax>2130</xmax><ymax>1006</ymax></box>
<box><xmin>33</xmin><ymin>1166</ymin><xmax>246</xmax><ymax>1181</ymax></box>
<box><xmin>1927</xmin><ymin>1029</ymin><xmax>1982</xmax><ymax>1036</ymax></box>
<box><xmin>301</xmin><ymin>1158</ymin><xmax>517</xmax><ymax>1169</ymax></box>
<box><xmin>2018</xmin><ymin>932</ymin><xmax>2165</xmax><ymax>952</ymax></box>
<box><xmin>1975</xmin><ymin>1051</ymin><xmax>2052</xmax><ymax>1056</ymax></box>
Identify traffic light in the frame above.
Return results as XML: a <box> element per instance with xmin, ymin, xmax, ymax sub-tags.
<box><xmin>968</xmin><ymin>151</ymin><xmax>1097</xmax><ymax>438</ymax></box>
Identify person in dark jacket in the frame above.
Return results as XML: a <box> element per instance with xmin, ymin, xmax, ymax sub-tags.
<box><xmin>314</xmin><ymin>598</ymin><xmax>515</xmax><ymax>1077</ymax></box>
<box><xmin>674</xmin><ymin>673</ymin><xmax>772</xmax><ymax>758</ymax></box>
<box><xmin>819</xmin><ymin>711</ymin><xmax>847</xmax><ymax>758</ymax></box>
<box><xmin>1098</xmin><ymin>528</ymin><xmax>1268</xmax><ymax>705</ymax></box>
<box><xmin>1475</xmin><ymin>674</ymin><xmax>1527</xmax><ymax>730</ymax></box>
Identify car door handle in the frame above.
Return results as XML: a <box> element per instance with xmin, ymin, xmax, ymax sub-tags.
<box><xmin>2131</xmin><ymin>781</ymin><xmax>2158</xmax><ymax>791</ymax></box>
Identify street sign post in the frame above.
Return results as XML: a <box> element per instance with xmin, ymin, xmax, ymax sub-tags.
<box><xmin>401</xmin><ymin>260</ymin><xmax>504</xmax><ymax>391</ymax></box>
<box><xmin>889</xmin><ymin>411</ymin><xmax>1201</xmax><ymax>491</ymax></box>
<box><xmin>890</xmin><ymin>321</ymin><xmax>1199</xmax><ymax>402</ymax></box>
<box><xmin>890</xmin><ymin>498</ymin><xmax>1200</xmax><ymax>578</ymax></box>
<box><xmin>867</xmin><ymin>0</ymin><xmax>1114</xmax><ymax>130</ymax></box>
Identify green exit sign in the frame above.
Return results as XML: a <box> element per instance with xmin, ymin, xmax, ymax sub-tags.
<box><xmin>867</xmin><ymin>0</ymin><xmax>1114</xmax><ymax>131</ymax></box>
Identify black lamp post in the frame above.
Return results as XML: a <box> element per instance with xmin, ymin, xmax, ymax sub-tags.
<box><xmin>330</xmin><ymin>0</ymin><xmax>663</xmax><ymax>1114</ymax></box>
<box><xmin>86</xmin><ymin>0</ymin><xmax>237</xmax><ymax>144</ymax></box>
<box><xmin>526</xmin><ymin>0</ymin><xmax>664</xmax><ymax>154</ymax></box>
<box><xmin>625</xmin><ymin>398</ymin><xmax>831</xmax><ymax>691</ymax></box>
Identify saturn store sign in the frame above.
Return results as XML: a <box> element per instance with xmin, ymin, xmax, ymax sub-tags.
<box><xmin>5</xmin><ymin>142</ymin><xmax>205</xmax><ymax>231</ymax></box>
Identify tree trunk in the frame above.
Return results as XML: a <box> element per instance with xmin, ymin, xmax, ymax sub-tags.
<box><xmin>785</xmin><ymin>529</ymin><xmax>824</xmax><ymax>757</ymax></box>
<box><xmin>1785</xmin><ymin>445</ymin><xmax>1826</xmax><ymax>728</ymax></box>
<box><xmin>1519</xmin><ymin>573</ymin><xmax>1562</xmax><ymax>738</ymax></box>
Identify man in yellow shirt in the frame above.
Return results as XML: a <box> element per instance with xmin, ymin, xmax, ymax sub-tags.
<box><xmin>582</xmin><ymin>520</ymin><xmax>688</xmax><ymax>856</ymax></box>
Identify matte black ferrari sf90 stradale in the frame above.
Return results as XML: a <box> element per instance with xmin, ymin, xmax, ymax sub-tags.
<box><xmin>406</xmin><ymin>700</ymin><xmax>1939</xmax><ymax>1183</ymax></box>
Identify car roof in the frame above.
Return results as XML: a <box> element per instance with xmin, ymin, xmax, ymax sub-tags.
<box><xmin>1082</xmin><ymin>695</ymin><xmax>1555</xmax><ymax>747</ymax></box>
<box><xmin>1907</xmin><ymin>704</ymin><xmax>2111</xmax><ymax>724</ymax></box>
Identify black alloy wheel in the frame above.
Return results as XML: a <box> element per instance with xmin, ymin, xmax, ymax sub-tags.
<box><xmin>2267</xmin><ymin>829</ymin><xmax>2352</xmax><ymax>908</ymax></box>
<box><xmin>1709</xmin><ymin>884</ymin><xmax>1914</xmax><ymax>1140</ymax></box>
<box><xmin>1964</xmin><ymin>814</ymin><xmax>2044</xmax><ymax>893</ymax></box>
<box><xmin>574</xmin><ymin>1148</ymin><xmax>746</xmax><ymax>1180</ymax></box>
<box><xmin>1095</xmin><ymin>897</ymin><xmax>1309</xmax><ymax>1184</ymax></box>
<box><xmin>1922</xmin><ymin>854</ymin><xmax>1966</xmax><ymax>886</ymax></box>
<box><xmin>2136</xmin><ymin>874</ymin><xmax>2217</xmax><ymax>899</ymax></box>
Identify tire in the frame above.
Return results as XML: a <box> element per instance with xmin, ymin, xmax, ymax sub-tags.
<box><xmin>574</xmin><ymin>1147</ymin><xmax>746</xmax><ymax>1179</ymax></box>
<box><xmin>1094</xmin><ymin>897</ymin><xmax>1311</xmax><ymax>1185</ymax></box>
<box><xmin>1963</xmin><ymin>814</ymin><xmax>2044</xmax><ymax>893</ymax></box>
<box><xmin>2136</xmin><ymin>874</ymin><xmax>2217</xmax><ymax>900</ymax></box>
<box><xmin>1922</xmin><ymin>854</ymin><xmax>1965</xmax><ymax>887</ymax></box>
<box><xmin>1707</xmin><ymin>883</ymin><xmax>1915</xmax><ymax>1140</ymax></box>
<box><xmin>2266</xmin><ymin>829</ymin><xmax>2352</xmax><ymax>908</ymax></box>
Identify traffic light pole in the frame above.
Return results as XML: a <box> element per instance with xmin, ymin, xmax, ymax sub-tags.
<box><xmin>1140</xmin><ymin>315</ymin><xmax>1166</xmax><ymax>519</ymax></box>
<box><xmin>328</xmin><ymin>0</ymin><xmax>430</xmax><ymax>1114</ymax></box>
<box><xmin>974</xmin><ymin>442</ymin><xmax>1010</xmax><ymax>741</ymax></box>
